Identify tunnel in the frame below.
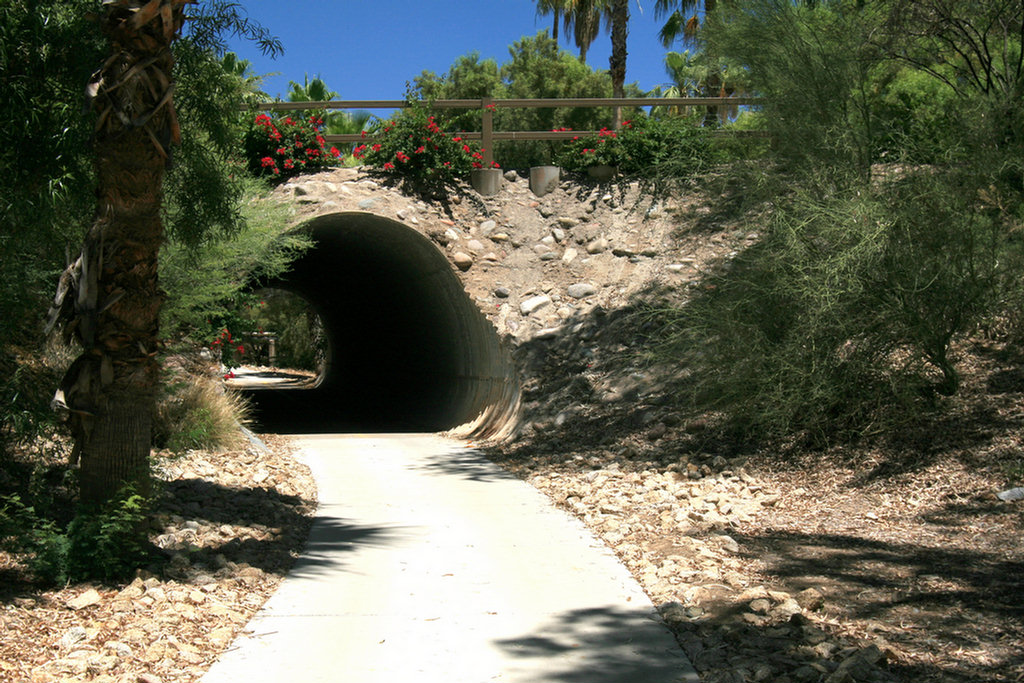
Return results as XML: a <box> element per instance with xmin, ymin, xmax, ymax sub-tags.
<box><xmin>243</xmin><ymin>211</ymin><xmax>520</xmax><ymax>437</ymax></box>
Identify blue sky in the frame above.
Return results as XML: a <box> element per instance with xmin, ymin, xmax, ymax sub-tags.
<box><xmin>223</xmin><ymin>1</ymin><xmax>683</xmax><ymax>110</ymax></box>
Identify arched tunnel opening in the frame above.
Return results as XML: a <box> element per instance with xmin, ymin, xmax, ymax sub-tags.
<box><xmin>242</xmin><ymin>211</ymin><xmax>520</xmax><ymax>436</ymax></box>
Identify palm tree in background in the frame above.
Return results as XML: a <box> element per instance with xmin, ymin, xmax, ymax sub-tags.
<box><xmin>655</xmin><ymin>0</ymin><xmax>716</xmax><ymax>47</ymax></box>
<box><xmin>655</xmin><ymin>0</ymin><xmax>727</xmax><ymax>125</ymax></box>
<box><xmin>535</xmin><ymin>0</ymin><xmax>565</xmax><ymax>41</ymax></box>
<box><xmin>566</xmin><ymin>0</ymin><xmax>603</xmax><ymax>63</ymax></box>
<box><xmin>287</xmin><ymin>74</ymin><xmax>371</xmax><ymax>137</ymax></box>
<box><xmin>607</xmin><ymin>0</ymin><xmax>630</xmax><ymax>128</ymax></box>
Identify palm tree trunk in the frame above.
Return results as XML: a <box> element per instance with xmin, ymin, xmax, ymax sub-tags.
<box><xmin>52</xmin><ymin>0</ymin><xmax>188</xmax><ymax>505</ymax></box>
<box><xmin>608</xmin><ymin>0</ymin><xmax>629</xmax><ymax>128</ymax></box>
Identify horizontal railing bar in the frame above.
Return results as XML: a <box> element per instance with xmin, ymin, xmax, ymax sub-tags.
<box><xmin>257</xmin><ymin>96</ymin><xmax>762</xmax><ymax>112</ymax></box>
<box><xmin>325</xmin><ymin>128</ymin><xmax>769</xmax><ymax>145</ymax></box>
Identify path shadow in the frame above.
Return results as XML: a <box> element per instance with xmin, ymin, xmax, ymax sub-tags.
<box><xmin>495</xmin><ymin>605</ymin><xmax>696</xmax><ymax>683</ymax></box>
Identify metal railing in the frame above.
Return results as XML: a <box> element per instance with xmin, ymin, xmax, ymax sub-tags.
<box><xmin>254</xmin><ymin>96</ymin><xmax>763</xmax><ymax>166</ymax></box>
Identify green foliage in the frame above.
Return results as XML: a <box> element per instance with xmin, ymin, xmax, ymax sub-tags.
<box><xmin>353</xmin><ymin>98</ymin><xmax>493</xmax><ymax>199</ymax></box>
<box><xmin>649</xmin><ymin>164</ymin><xmax>1024</xmax><ymax>443</ymax></box>
<box><xmin>0</xmin><ymin>0</ymin><xmax>102</xmax><ymax>354</ymax></box>
<box><xmin>160</xmin><ymin>180</ymin><xmax>312</xmax><ymax>347</ymax></box>
<box><xmin>414</xmin><ymin>31</ymin><xmax>643</xmax><ymax>168</ymax></box>
<box><xmin>704</xmin><ymin>0</ymin><xmax>885</xmax><ymax>177</ymax></box>
<box><xmin>1</xmin><ymin>487</ymin><xmax>150</xmax><ymax>584</ymax></box>
<box><xmin>244</xmin><ymin>289</ymin><xmax>325</xmax><ymax>371</ymax></box>
<box><xmin>244</xmin><ymin>112</ymin><xmax>344</xmax><ymax>183</ymax></box>
<box><xmin>558</xmin><ymin>115</ymin><xmax>711</xmax><ymax>177</ymax></box>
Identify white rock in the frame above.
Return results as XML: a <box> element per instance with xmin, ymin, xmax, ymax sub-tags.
<box><xmin>520</xmin><ymin>295</ymin><xmax>553</xmax><ymax>316</ymax></box>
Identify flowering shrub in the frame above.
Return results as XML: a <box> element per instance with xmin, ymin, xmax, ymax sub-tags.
<box><xmin>244</xmin><ymin>112</ymin><xmax>343</xmax><ymax>183</ymax></box>
<box><xmin>210</xmin><ymin>327</ymin><xmax>245</xmax><ymax>372</ymax></box>
<box><xmin>558</xmin><ymin>115</ymin><xmax>710</xmax><ymax>178</ymax></box>
<box><xmin>558</xmin><ymin>125</ymin><xmax>628</xmax><ymax>169</ymax></box>
<box><xmin>353</xmin><ymin>101</ymin><xmax>498</xmax><ymax>199</ymax></box>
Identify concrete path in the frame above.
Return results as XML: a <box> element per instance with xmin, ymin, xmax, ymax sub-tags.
<box><xmin>201</xmin><ymin>434</ymin><xmax>698</xmax><ymax>683</ymax></box>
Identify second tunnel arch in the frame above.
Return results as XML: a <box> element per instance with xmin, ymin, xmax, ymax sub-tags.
<box><xmin>243</xmin><ymin>211</ymin><xmax>520</xmax><ymax>437</ymax></box>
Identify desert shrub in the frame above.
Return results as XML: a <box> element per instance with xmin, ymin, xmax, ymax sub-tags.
<box><xmin>154</xmin><ymin>375</ymin><xmax>249</xmax><ymax>454</ymax></box>
<box><xmin>649</xmin><ymin>167</ymin><xmax>1023</xmax><ymax>443</ymax></box>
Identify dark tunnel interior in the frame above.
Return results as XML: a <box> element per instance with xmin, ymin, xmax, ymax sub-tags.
<box><xmin>243</xmin><ymin>211</ymin><xmax>519</xmax><ymax>435</ymax></box>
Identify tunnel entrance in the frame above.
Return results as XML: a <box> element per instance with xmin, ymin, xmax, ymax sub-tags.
<box><xmin>242</xmin><ymin>211</ymin><xmax>519</xmax><ymax>436</ymax></box>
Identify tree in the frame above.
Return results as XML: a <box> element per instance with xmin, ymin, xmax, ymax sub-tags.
<box><xmin>46</xmin><ymin>0</ymin><xmax>192</xmax><ymax>505</ymax></box>
<box><xmin>607</xmin><ymin>0</ymin><xmax>629</xmax><ymax>127</ymax></box>
<box><xmin>535</xmin><ymin>0</ymin><xmax>565</xmax><ymax>42</ymax></box>
<box><xmin>565</xmin><ymin>0</ymin><xmax>603</xmax><ymax>63</ymax></box>
<box><xmin>48</xmin><ymin>0</ymin><xmax>282</xmax><ymax>506</ymax></box>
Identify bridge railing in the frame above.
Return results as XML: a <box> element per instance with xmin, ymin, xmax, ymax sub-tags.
<box><xmin>253</xmin><ymin>97</ymin><xmax>763</xmax><ymax>166</ymax></box>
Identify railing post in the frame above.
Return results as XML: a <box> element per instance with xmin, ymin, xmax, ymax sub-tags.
<box><xmin>481</xmin><ymin>97</ymin><xmax>494</xmax><ymax>167</ymax></box>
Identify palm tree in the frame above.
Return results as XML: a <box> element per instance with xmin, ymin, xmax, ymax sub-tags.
<box><xmin>287</xmin><ymin>74</ymin><xmax>371</xmax><ymax>138</ymax></box>
<box><xmin>655</xmin><ymin>1</ymin><xmax>724</xmax><ymax>125</ymax></box>
<box><xmin>565</xmin><ymin>0</ymin><xmax>603</xmax><ymax>63</ymax></box>
<box><xmin>50</xmin><ymin>0</ymin><xmax>189</xmax><ymax>505</ymax></box>
<box><xmin>535</xmin><ymin>0</ymin><xmax>565</xmax><ymax>42</ymax></box>
<box><xmin>654</xmin><ymin>0</ymin><xmax>715</xmax><ymax>48</ymax></box>
<box><xmin>607</xmin><ymin>0</ymin><xmax>629</xmax><ymax>128</ymax></box>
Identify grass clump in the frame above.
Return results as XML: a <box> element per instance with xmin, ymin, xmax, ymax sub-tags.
<box><xmin>154</xmin><ymin>373</ymin><xmax>250</xmax><ymax>454</ymax></box>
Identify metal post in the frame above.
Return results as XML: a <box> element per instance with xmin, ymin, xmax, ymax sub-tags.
<box><xmin>481</xmin><ymin>97</ymin><xmax>494</xmax><ymax>167</ymax></box>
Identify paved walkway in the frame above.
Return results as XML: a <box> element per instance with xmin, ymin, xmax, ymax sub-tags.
<box><xmin>201</xmin><ymin>434</ymin><xmax>698</xmax><ymax>683</ymax></box>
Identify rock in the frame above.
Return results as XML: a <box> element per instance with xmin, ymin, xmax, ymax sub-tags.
<box><xmin>494</xmin><ymin>286</ymin><xmax>511</xmax><ymax>298</ymax></box>
<box><xmin>138</xmin><ymin>674</ymin><xmax>163</xmax><ymax>683</ymax></box>
<box><xmin>466</xmin><ymin>239</ymin><xmax>485</xmax><ymax>253</ymax></box>
<box><xmin>771</xmin><ymin>599</ymin><xmax>803</xmax><ymax>620</ymax></box>
<box><xmin>586</xmin><ymin>238</ymin><xmax>609</xmax><ymax>254</ymax></box>
<box><xmin>357</xmin><ymin>198</ymin><xmax>378</xmax><ymax>210</ymax></box>
<box><xmin>539</xmin><ymin>251</ymin><xmax>558</xmax><ymax>261</ymax></box>
<box><xmin>520</xmin><ymin>295</ymin><xmax>552</xmax><ymax>316</ymax></box>
<box><xmin>557</xmin><ymin>217</ymin><xmax>579</xmax><ymax>228</ymax></box>
<box><xmin>539</xmin><ymin>206</ymin><xmax>556</xmax><ymax>218</ymax></box>
<box><xmin>479</xmin><ymin>219</ymin><xmax>497</xmax><ymax>234</ymax></box>
<box><xmin>567</xmin><ymin>283</ymin><xmax>598</xmax><ymax>299</ymax></box>
<box><xmin>551</xmin><ymin>227</ymin><xmax>566</xmax><ymax>242</ymax></box>
<box><xmin>749</xmin><ymin>598</ymin><xmax>772</xmax><ymax>614</ymax></box>
<box><xmin>503</xmin><ymin>170</ymin><xmax>518</xmax><ymax>182</ymax></box>
<box><xmin>996</xmin><ymin>487</ymin><xmax>1024</xmax><ymax>501</ymax></box>
<box><xmin>67</xmin><ymin>589</ymin><xmax>102</xmax><ymax>610</ymax></box>
<box><xmin>452</xmin><ymin>252</ymin><xmax>474</xmax><ymax>271</ymax></box>
<box><xmin>562</xmin><ymin>248</ymin><xmax>578</xmax><ymax>264</ymax></box>
<box><xmin>59</xmin><ymin>626</ymin><xmax>88</xmax><ymax>650</ymax></box>
<box><xmin>796</xmin><ymin>587</ymin><xmax>826</xmax><ymax>611</ymax></box>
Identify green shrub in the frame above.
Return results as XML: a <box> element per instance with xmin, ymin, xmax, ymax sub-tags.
<box><xmin>1</xmin><ymin>487</ymin><xmax>150</xmax><ymax>584</ymax></box>
<box><xmin>354</xmin><ymin>99</ymin><xmax>496</xmax><ymax>199</ymax></box>
<box><xmin>649</xmin><ymin>167</ymin><xmax>1023</xmax><ymax>443</ymax></box>
<box><xmin>558</xmin><ymin>115</ymin><xmax>710</xmax><ymax>178</ymax></box>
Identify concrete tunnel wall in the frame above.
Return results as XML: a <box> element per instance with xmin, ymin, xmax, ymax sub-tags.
<box><xmin>244</xmin><ymin>211</ymin><xmax>520</xmax><ymax>437</ymax></box>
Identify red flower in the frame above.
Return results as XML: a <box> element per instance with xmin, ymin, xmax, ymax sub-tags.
<box><xmin>260</xmin><ymin>156</ymin><xmax>276</xmax><ymax>167</ymax></box>
<box><xmin>383</xmin><ymin>161</ymin><xmax>394</xmax><ymax>170</ymax></box>
<box><xmin>284</xmin><ymin>159</ymin><xmax>294</xmax><ymax>169</ymax></box>
<box><xmin>330</xmin><ymin>147</ymin><xmax>341</xmax><ymax>157</ymax></box>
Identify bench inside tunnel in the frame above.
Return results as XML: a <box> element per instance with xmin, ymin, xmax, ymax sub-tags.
<box><xmin>240</xmin><ymin>211</ymin><xmax>519</xmax><ymax>436</ymax></box>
